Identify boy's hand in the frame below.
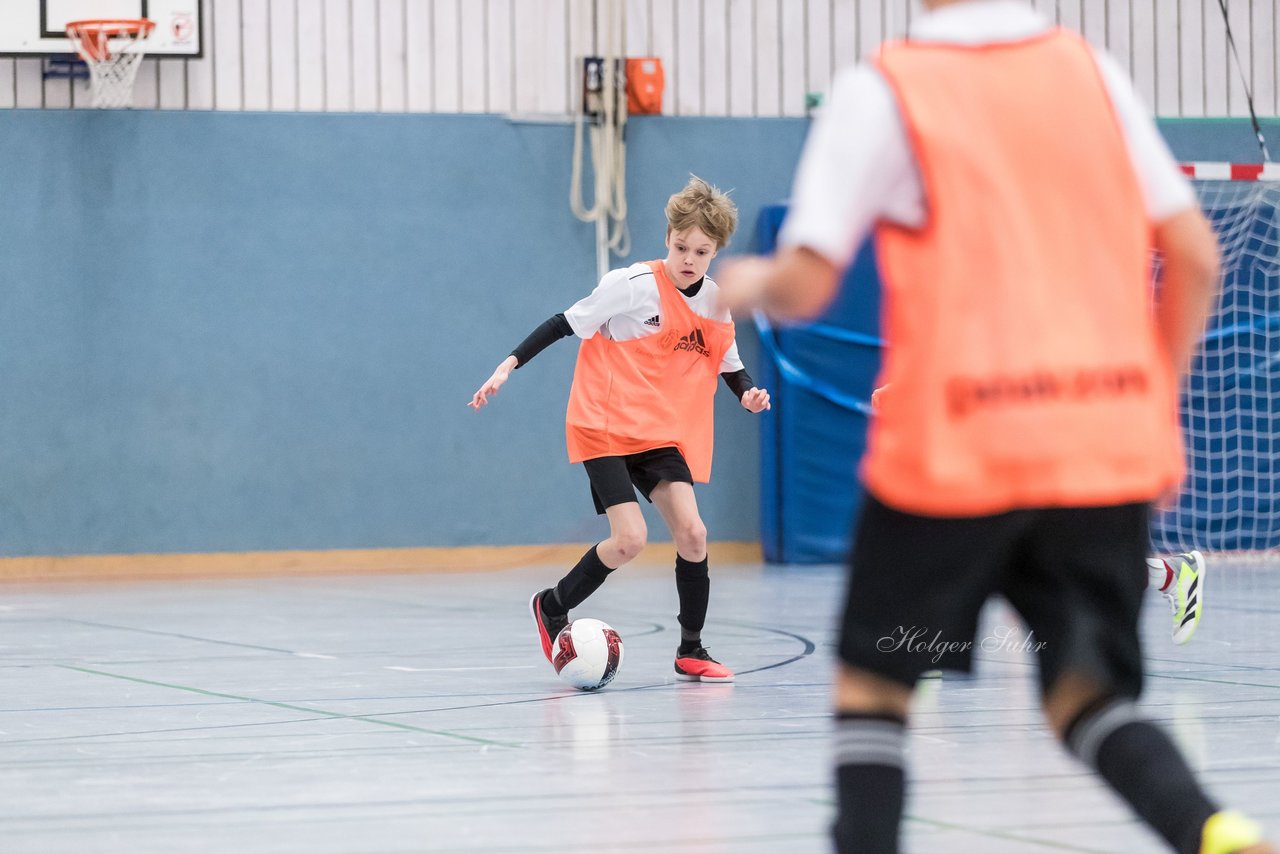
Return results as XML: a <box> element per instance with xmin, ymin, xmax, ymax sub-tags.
<box><xmin>741</xmin><ymin>387</ymin><xmax>771</xmax><ymax>413</ymax></box>
<box><xmin>469</xmin><ymin>356</ymin><xmax>519</xmax><ymax>410</ymax></box>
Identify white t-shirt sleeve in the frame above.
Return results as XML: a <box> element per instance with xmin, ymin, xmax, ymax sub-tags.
<box><xmin>563</xmin><ymin>268</ymin><xmax>635</xmax><ymax>338</ymax></box>
<box><xmin>1092</xmin><ymin>50</ymin><xmax>1197</xmax><ymax>222</ymax></box>
<box><xmin>719</xmin><ymin>340</ymin><xmax>745</xmax><ymax>374</ymax></box>
<box><xmin>777</xmin><ymin>64</ymin><xmax>922</xmax><ymax>268</ymax></box>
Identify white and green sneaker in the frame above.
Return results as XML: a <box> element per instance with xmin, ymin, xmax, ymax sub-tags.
<box><xmin>1167</xmin><ymin>550</ymin><xmax>1205</xmax><ymax>646</ymax></box>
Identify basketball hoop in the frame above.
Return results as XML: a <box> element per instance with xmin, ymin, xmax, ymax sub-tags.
<box><xmin>64</xmin><ymin>19</ymin><xmax>155</xmax><ymax>109</ymax></box>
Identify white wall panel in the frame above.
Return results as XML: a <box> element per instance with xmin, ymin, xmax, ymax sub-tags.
<box><xmin>831</xmin><ymin>0</ymin><xmax>856</xmax><ymax>73</ymax></box>
<box><xmin>212</xmin><ymin>0</ymin><xmax>243</xmax><ymax>110</ymax></box>
<box><xmin>754</xmin><ymin>0</ymin><xmax>781</xmax><ymax>116</ymax></box>
<box><xmin>1204</xmin><ymin>0</ymin><xmax>1231</xmax><ymax>117</ymax></box>
<box><xmin>487</xmin><ymin>0</ymin><xmax>514</xmax><ymax>114</ymax></box>
<box><xmin>804</xmin><ymin>0</ymin><xmax>831</xmax><ymax>105</ymax></box>
<box><xmin>323</xmin><ymin>0</ymin><xmax>353</xmax><ymax>111</ymax></box>
<box><xmin>1252</xmin><ymin>0</ymin><xmax>1276</xmax><ymax>117</ymax></box>
<box><xmin>380</xmin><ymin>0</ymin><xmax>408</xmax><ymax>112</ymax></box>
<box><xmin>1180</xmin><ymin>0</ymin><xmax>1206</xmax><ymax>117</ymax></box>
<box><xmin>0</xmin><ymin>60</ymin><xmax>15</xmax><ymax>109</ymax></box>
<box><xmin>779</xmin><ymin>0</ymin><xmax>805</xmax><ymax>117</ymax></box>
<box><xmin>14</xmin><ymin>60</ymin><xmax>42</xmax><ymax>109</ymax></box>
<box><xmin>511</xmin><ymin>0</ymin><xmax>540</xmax><ymax>113</ymax></box>
<box><xmin>855</xmin><ymin>0</ymin><xmax>879</xmax><ymax>64</ymax></box>
<box><xmin>649</xmin><ymin>0</ymin><xmax>676</xmax><ymax>115</ymax></box>
<box><xmin>543</xmin><ymin>0</ymin><xmax>570</xmax><ymax>115</ymax></box>
<box><xmin>7</xmin><ymin>0</ymin><xmax>1280</xmax><ymax>120</ymax></box>
<box><xmin>674</xmin><ymin>0</ymin><xmax>703</xmax><ymax>115</ymax></box>
<box><xmin>430</xmin><ymin>0</ymin><xmax>460</xmax><ymax>113</ymax></box>
<box><xmin>296</xmin><ymin>0</ymin><xmax>326</xmax><ymax>111</ymax></box>
<box><xmin>569</xmin><ymin>0</ymin><xmax>596</xmax><ymax>114</ymax></box>
<box><xmin>43</xmin><ymin>71</ymin><xmax>73</xmax><ymax>110</ymax></box>
<box><xmin>351</xmin><ymin>0</ymin><xmax>381</xmax><ymax>110</ymax></box>
<box><xmin>702</xmin><ymin>0</ymin><xmax>729</xmax><ymax>116</ymax></box>
<box><xmin>727</xmin><ymin>0</ymin><xmax>754</xmax><ymax>116</ymax></box>
<box><xmin>1103</xmin><ymin>0</ymin><xmax>1129</xmax><ymax>72</ymax></box>
<box><xmin>240</xmin><ymin>0</ymin><xmax>271</xmax><ymax>110</ymax></box>
<box><xmin>158</xmin><ymin>59</ymin><xmax>187</xmax><ymax>109</ymax></box>
<box><xmin>623</xmin><ymin>0</ymin><xmax>648</xmax><ymax>55</ymax></box>
<box><xmin>1130</xmin><ymin>0</ymin><xmax>1156</xmax><ymax>108</ymax></box>
<box><xmin>186</xmin><ymin>0</ymin><xmax>216</xmax><ymax>109</ymax></box>
<box><xmin>269</xmin><ymin>0</ymin><xmax>298</xmax><ymax>111</ymax></box>
<box><xmin>1224</xmin><ymin>0</ymin><xmax>1251</xmax><ymax>118</ymax></box>
<box><xmin>131</xmin><ymin>59</ymin><xmax>160</xmax><ymax>110</ymax></box>
<box><xmin>406</xmin><ymin>0</ymin><xmax>433</xmax><ymax>112</ymax></box>
<box><xmin>1153</xmin><ymin>0</ymin><xmax>1181</xmax><ymax>116</ymax></box>
<box><xmin>458</xmin><ymin>0</ymin><xmax>486</xmax><ymax>112</ymax></box>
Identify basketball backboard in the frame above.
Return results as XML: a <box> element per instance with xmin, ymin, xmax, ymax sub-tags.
<box><xmin>0</xmin><ymin>1</ymin><xmax>202</xmax><ymax>57</ymax></box>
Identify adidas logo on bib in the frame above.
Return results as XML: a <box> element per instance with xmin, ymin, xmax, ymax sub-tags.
<box><xmin>674</xmin><ymin>327</ymin><xmax>711</xmax><ymax>357</ymax></box>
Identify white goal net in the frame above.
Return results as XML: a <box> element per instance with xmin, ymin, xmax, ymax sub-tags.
<box><xmin>1150</xmin><ymin>176</ymin><xmax>1280</xmax><ymax>554</ymax></box>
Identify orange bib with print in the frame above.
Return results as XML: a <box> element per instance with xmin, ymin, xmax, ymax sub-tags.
<box><xmin>566</xmin><ymin>261</ymin><xmax>734</xmax><ymax>482</ymax></box>
<box><xmin>866</xmin><ymin>29</ymin><xmax>1183</xmax><ymax>516</ymax></box>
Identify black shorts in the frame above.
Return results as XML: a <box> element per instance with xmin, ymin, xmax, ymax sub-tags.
<box><xmin>839</xmin><ymin>494</ymin><xmax>1150</xmax><ymax>698</ymax></box>
<box><xmin>582</xmin><ymin>447</ymin><xmax>693</xmax><ymax>514</ymax></box>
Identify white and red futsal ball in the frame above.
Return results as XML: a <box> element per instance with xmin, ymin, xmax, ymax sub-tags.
<box><xmin>553</xmin><ymin>618</ymin><xmax>624</xmax><ymax>690</ymax></box>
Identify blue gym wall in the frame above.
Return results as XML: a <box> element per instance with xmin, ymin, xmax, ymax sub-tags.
<box><xmin>2</xmin><ymin>113</ymin><xmax>1272</xmax><ymax>559</ymax></box>
<box><xmin>0</xmin><ymin>111</ymin><xmax>804</xmax><ymax>557</ymax></box>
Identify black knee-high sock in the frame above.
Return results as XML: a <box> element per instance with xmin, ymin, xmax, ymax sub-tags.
<box><xmin>544</xmin><ymin>546</ymin><xmax>613</xmax><ymax>617</ymax></box>
<box><xmin>832</xmin><ymin>712</ymin><xmax>907</xmax><ymax>854</ymax></box>
<box><xmin>675</xmin><ymin>554</ymin><xmax>709</xmax><ymax>652</ymax></box>
<box><xmin>1065</xmin><ymin>697</ymin><xmax>1218</xmax><ymax>854</ymax></box>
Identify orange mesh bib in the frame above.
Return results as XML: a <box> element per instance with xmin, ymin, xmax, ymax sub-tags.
<box><xmin>566</xmin><ymin>261</ymin><xmax>735</xmax><ymax>482</ymax></box>
<box><xmin>865</xmin><ymin>29</ymin><xmax>1183</xmax><ymax>515</ymax></box>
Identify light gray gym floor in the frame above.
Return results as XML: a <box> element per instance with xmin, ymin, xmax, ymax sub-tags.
<box><xmin>2</xmin><ymin>556</ymin><xmax>1276</xmax><ymax>853</ymax></box>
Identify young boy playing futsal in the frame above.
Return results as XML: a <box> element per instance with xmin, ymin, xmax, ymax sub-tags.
<box><xmin>720</xmin><ymin>0</ymin><xmax>1270</xmax><ymax>851</ymax></box>
<box><xmin>469</xmin><ymin>176</ymin><xmax>770</xmax><ymax>683</ymax></box>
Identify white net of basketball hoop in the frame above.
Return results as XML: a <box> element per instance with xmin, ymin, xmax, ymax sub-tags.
<box><xmin>65</xmin><ymin>19</ymin><xmax>155</xmax><ymax>109</ymax></box>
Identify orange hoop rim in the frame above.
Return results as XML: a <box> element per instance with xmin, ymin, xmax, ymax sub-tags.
<box><xmin>64</xmin><ymin>19</ymin><xmax>156</xmax><ymax>39</ymax></box>
<box><xmin>65</xmin><ymin>18</ymin><xmax>155</xmax><ymax>63</ymax></box>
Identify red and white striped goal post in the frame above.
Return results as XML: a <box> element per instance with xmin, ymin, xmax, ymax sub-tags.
<box><xmin>1180</xmin><ymin>162</ymin><xmax>1280</xmax><ymax>181</ymax></box>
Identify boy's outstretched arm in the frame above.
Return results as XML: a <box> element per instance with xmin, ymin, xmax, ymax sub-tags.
<box><xmin>469</xmin><ymin>313</ymin><xmax>575</xmax><ymax>410</ymax></box>
<box><xmin>469</xmin><ymin>355</ymin><xmax>519</xmax><ymax>410</ymax></box>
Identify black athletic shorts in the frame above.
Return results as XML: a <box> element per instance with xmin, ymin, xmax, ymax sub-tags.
<box><xmin>839</xmin><ymin>494</ymin><xmax>1150</xmax><ymax>698</ymax></box>
<box><xmin>582</xmin><ymin>447</ymin><xmax>693</xmax><ymax>514</ymax></box>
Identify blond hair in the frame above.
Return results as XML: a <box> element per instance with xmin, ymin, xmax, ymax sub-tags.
<box><xmin>665</xmin><ymin>175</ymin><xmax>738</xmax><ymax>249</ymax></box>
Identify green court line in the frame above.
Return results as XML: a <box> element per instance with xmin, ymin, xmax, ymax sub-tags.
<box><xmin>57</xmin><ymin>665</ymin><xmax>520</xmax><ymax>748</ymax></box>
<box><xmin>1152</xmin><ymin>671</ymin><xmax>1280</xmax><ymax>692</ymax></box>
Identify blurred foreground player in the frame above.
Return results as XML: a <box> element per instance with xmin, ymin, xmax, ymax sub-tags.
<box><xmin>719</xmin><ymin>1</ymin><xmax>1269</xmax><ymax>851</ymax></box>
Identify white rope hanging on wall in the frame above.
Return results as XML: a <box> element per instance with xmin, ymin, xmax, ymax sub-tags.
<box><xmin>570</xmin><ymin>0</ymin><xmax>630</xmax><ymax>280</ymax></box>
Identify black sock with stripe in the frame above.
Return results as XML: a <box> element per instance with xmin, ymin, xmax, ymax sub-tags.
<box><xmin>832</xmin><ymin>711</ymin><xmax>907</xmax><ymax>854</ymax></box>
<box><xmin>1065</xmin><ymin>697</ymin><xmax>1218</xmax><ymax>854</ymax></box>
<box><xmin>544</xmin><ymin>545</ymin><xmax>612</xmax><ymax>617</ymax></box>
<box><xmin>675</xmin><ymin>554</ymin><xmax>710</xmax><ymax>655</ymax></box>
